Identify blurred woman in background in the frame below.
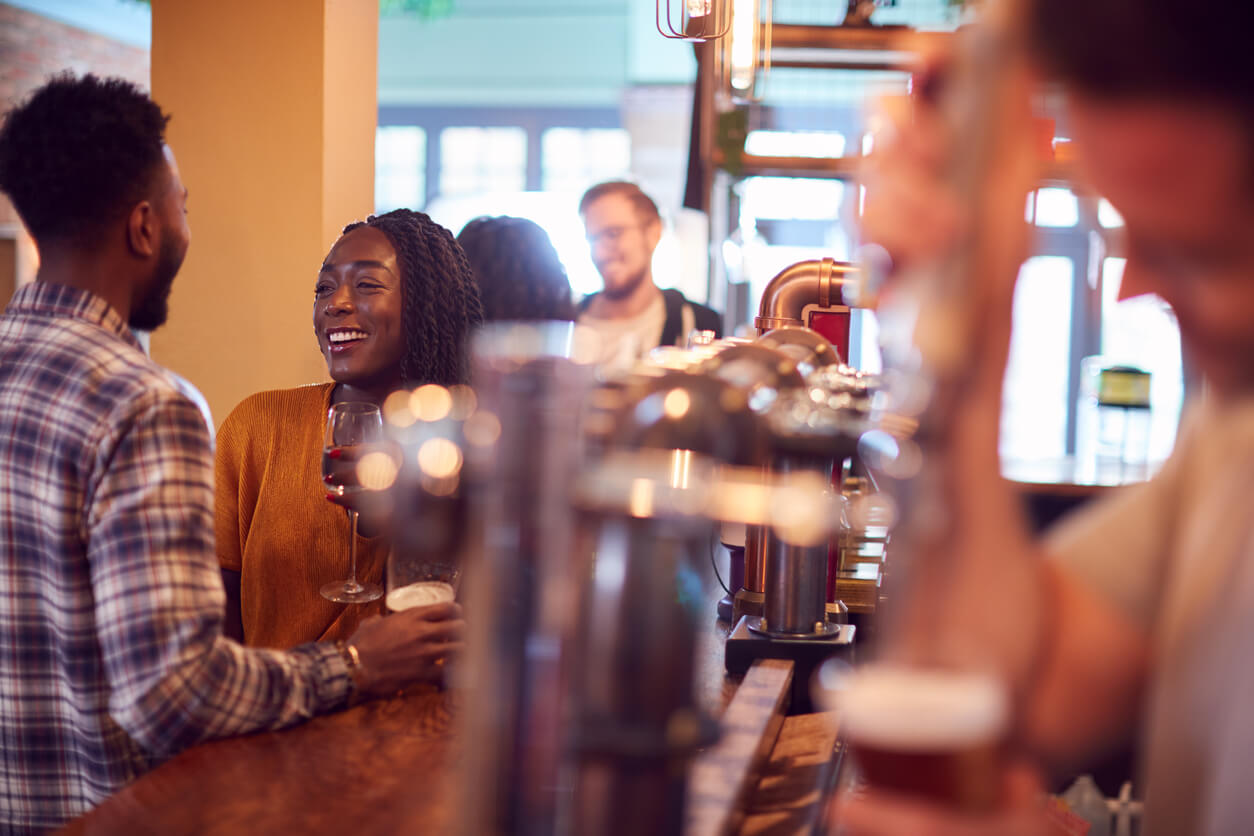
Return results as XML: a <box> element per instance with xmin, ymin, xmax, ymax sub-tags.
<box><xmin>457</xmin><ymin>215</ymin><xmax>576</xmax><ymax>322</ymax></box>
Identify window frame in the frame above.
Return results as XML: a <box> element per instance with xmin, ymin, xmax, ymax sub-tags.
<box><xmin>377</xmin><ymin>105</ymin><xmax>622</xmax><ymax>209</ymax></box>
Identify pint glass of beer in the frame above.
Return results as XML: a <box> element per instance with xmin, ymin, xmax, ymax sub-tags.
<box><xmin>386</xmin><ymin>555</ymin><xmax>458</xmax><ymax>611</ymax></box>
<box><xmin>826</xmin><ymin>664</ymin><xmax>1009</xmax><ymax>812</ymax></box>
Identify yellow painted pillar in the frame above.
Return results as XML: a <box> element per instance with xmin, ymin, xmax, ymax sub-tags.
<box><xmin>149</xmin><ymin>0</ymin><xmax>378</xmax><ymax>427</ymax></box>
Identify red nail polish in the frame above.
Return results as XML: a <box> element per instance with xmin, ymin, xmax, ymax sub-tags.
<box><xmin>328</xmin><ymin>448</ymin><xmax>342</xmax><ymax>459</ymax></box>
<box><xmin>324</xmin><ymin>474</ymin><xmax>334</xmax><ymax>482</ymax></box>
<box><xmin>325</xmin><ymin>493</ymin><xmax>336</xmax><ymax>501</ymax></box>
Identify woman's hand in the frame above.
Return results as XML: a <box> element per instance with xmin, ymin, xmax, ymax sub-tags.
<box><xmin>347</xmin><ymin>602</ymin><xmax>466</xmax><ymax>698</ymax></box>
<box><xmin>322</xmin><ymin>442</ymin><xmax>397</xmax><ymax>537</ymax></box>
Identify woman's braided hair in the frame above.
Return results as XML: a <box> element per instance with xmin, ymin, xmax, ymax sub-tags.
<box><xmin>457</xmin><ymin>216</ymin><xmax>576</xmax><ymax>322</ymax></box>
<box><xmin>341</xmin><ymin>209</ymin><xmax>483</xmax><ymax>386</ymax></box>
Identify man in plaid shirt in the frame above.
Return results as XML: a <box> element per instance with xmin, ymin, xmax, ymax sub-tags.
<box><xmin>0</xmin><ymin>76</ymin><xmax>465</xmax><ymax>831</ymax></box>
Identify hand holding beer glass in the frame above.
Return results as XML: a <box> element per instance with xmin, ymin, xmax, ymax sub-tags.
<box><xmin>824</xmin><ymin>664</ymin><xmax>1008</xmax><ymax>810</ymax></box>
<box><xmin>387</xmin><ymin>553</ymin><xmax>458</xmax><ymax>612</ymax></box>
<box><xmin>820</xmin><ymin>666</ymin><xmax>1055</xmax><ymax>835</ymax></box>
<box><xmin>829</xmin><ymin>8</ymin><xmax>1058</xmax><ymax>834</ymax></box>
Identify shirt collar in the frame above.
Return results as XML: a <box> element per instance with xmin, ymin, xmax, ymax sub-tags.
<box><xmin>6</xmin><ymin>280</ymin><xmax>144</xmax><ymax>352</ymax></box>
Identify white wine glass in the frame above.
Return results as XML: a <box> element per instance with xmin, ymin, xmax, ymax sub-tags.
<box><xmin>320</xmin><ymin>401</ymin><xmax>385</xmax><ymax>604</ymax></box>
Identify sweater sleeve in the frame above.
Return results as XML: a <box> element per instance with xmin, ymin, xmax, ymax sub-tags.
<box><xmin>214</xmin><ymin>400</ymin><xmax>251</xmax><ymax>573</ymax></box>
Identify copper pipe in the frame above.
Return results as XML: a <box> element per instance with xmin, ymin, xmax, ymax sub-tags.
<box><xmin>735</xmin><ymin>264</ymin><xmax>858</xmax><ymax>620</ymax></box>
<box><xmin>754</xmin><ymin>258</ymin><xmax>858</xmax><ymax>335</ymax></box>
<box><xmin>734</xmin><ymin>522</ymin><xmax>767</xmax><ymax>621</ymax></box>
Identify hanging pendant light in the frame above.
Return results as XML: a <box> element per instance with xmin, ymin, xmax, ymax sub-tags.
<box><xmin>657</xmin><ymin>0</ymin><xmax>732</xmax><ymax>41</ymax></box>
<box><xmin>658</xmin><ymin>0</ymin><xmax>773</xmax><ymax>104</ymax></box>
<box><xmin>725</xmin><ymin>0</ymin><xmax>772</xmax><ymax>102</ymax></box>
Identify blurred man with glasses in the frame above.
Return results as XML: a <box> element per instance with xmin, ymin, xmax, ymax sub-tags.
<box><xmin>578</xmin><ymin>181</ymin><xmax>721</xmax><ymax>370</ymax></box>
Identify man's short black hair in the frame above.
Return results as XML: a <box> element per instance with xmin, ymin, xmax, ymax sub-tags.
<box><xmin>1028</xmin><ymin>0</ymin><xmax>1254</xmax><ymax>106</ymax></box>
<box><xmin>0</xmin><ymin>73</ymin><xmax>170</xmax><ymax>247</ymax></box>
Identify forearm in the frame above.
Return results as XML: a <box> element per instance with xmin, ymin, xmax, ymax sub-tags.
<box><xmin>1017</xmin><ymin>561</ymin><xmax>1150</xmax><ymax>773</ymax></box>
<box><xmin>116</xmin><ymin>628</ymin><xmax>352</xmax><ymax>757</ymax></box>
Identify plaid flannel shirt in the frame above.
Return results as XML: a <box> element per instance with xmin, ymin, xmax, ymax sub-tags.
<box><xmin>0</xmin><ymin>282</ymin><xmax>353</xmax><ymax>831</ymax></box>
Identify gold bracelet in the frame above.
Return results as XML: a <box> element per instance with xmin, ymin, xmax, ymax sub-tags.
<box><xmin>335</xmin><ymin>640</ymin><xmax>366</xmax><ymax>692</ymax></box>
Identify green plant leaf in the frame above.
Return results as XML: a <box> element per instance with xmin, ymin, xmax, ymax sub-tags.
<box><xmin>380</xmin><ymin>0</ymin><xmax>455</xmax><ymax>18</ymax></box>
<box><xmin>716</xmin><ymin>109</ymin><xmax>748</xmax><ymax>177</ymax></box>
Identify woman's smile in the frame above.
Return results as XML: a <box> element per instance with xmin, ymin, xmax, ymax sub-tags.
<box><xmin>325</xmin><ymin>326</ymin><xmax>370</xmax><ymax>353</ymax></box>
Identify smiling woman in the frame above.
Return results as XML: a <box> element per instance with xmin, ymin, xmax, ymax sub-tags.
<box><xmin>315</xmin><ymin>225</ymin><xmax>407</xmax><ymax>400</ymax></box>
<box><xmin>214</xmin><ymin>209</ymin><xmax>482</xmax><ymax>648</ymax></box>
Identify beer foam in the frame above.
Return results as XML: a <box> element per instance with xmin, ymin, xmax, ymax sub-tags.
<box><xmin>386</xmin><ymin>581</ymin><xmax>455</xmax><ymax>611</ymax></box>
<box><xmin>826</xmin><ymin>665</ymin><xmax>1009</xmax><ymax>750</ymax></box>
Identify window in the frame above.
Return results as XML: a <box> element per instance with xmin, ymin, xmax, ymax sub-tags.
<box><xmin>540</xmin><ymin>128</ymin><xmax>631</xmax><ymax>193</ymax></box>
<box><xmin>1100</xmin><ymin>258</ymin><xmax>1184</xmax><ymax>461</ymax></box>
<box><xmin>997</xmin><ymin>190</ymin><xmax>1184</xmax><ymax>464</ymax></box>
<box><xmin>438</xmin><ymin>127</ymin><xmax>527</xmax><ymax>198</ymax></box>
<box><xmin>744</xmin><ymin>130</ymin><xmax>846</xmax><ymax>158</ymax></box>
<box><xmin>739</xmin><ymin>176</ymin><xmax>845</xmax><ymax>221</ymax></box>
<box><xmin>375</xmin><ymin>127</ymin><xmax>426</xmax><ymax>213</ymax></box>
<box><xmin>1031</xmin><ymin>187</ymin><xmax>1080</xmax><ymax>228</ymax></box>
<box><xmin>1000</xmin><ymin>256</ymin><xmax>1076</xmax><ymax>460</ymax></box>
<box><xmin>1098</xmin><ymin>199</ymin><xmax>1124</xmax><ymax>228</ymax></box>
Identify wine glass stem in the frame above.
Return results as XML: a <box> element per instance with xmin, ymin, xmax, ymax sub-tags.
<box><xmin>348</xmin><ymin>510</ymin><xmax>360</xmax><ymax>586</ymax></box>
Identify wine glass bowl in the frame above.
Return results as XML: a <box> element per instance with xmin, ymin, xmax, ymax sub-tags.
<box><xmin>320</xmin><ymin>401</ymin><xmax>385</xmax><ymax>604</ymax></box>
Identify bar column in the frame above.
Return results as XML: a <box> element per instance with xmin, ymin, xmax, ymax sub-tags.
<box><xmin>149</xmin><ymin>0</ymin><xmax>378</xmax><ymax>425</ymax></box>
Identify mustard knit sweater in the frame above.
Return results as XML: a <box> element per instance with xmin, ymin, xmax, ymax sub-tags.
<box><xmin>215</xmin><ymin>383</ymin><xmax>387</xmax><ymax>648</ymax></box>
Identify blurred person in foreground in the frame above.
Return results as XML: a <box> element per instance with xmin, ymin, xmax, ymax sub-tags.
<box><xmin>0</xmin><ymin>74</ymin><xmax>462</xmax><ymax>831</ymax></box>
<box><xmin>834</xmin><ymin>1</ymin><xmax>1254</xmax><ymax>834</ymax></box>
<box><xmin>457</xmin><ymin>215</ymin><xmax>576</xmax><ymax>322</ymax></box>
<box><xmin>216</xmin><ymin>208</ymin><xmax>482</xmax><ymax>646</ymax></box>
<box><xmin>578</xmin><ymin>181</ymin><xmax>721</xmax><ymax>370</ymax></box>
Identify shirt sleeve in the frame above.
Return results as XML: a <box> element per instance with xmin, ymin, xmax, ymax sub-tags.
<box><xmin>85</xmin><ymin>388</ymin><xmax>351</xmax><ymax>758</ymax></box>
<box><xmin>1045</xmin><ymin>413</ymin><xmax>1195</xmax><ymax>632</ymax></box>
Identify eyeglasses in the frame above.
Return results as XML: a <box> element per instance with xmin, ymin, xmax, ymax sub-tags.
<box><xmin>586</xmin><ymin>224</ymin><xmax>644</xmax><ymax>247</ymax></box>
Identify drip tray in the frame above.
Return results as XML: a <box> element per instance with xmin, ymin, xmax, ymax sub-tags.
<box><xmin>725</xmin><ymin>615</ymin><xmax>856</xmax><ymax>714</ymax></box>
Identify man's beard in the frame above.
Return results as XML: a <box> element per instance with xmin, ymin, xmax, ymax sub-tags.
<box><xmin>600</xmin><ymin>263</ymin><xmax>650</xmax><ymax>301</ymax></box>
<box><xmin>129</xmin><ymin>235</ymin><xmax>185</xmax><ymax>331</ymax></box>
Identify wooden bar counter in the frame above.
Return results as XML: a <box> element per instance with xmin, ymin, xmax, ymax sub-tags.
<box><xmin>66</xmin><ymin>462</ymin><xmax>1163</xmax><ymax>832</ymax></box>
<box><xmin>60</xmin><ymin>686</ymin><xmax>461</xmax><ymax>835</ymax></box>
<box><xmin>1003</xmin><ymin>455</ymin><xmax>1159</xmax><ymax>532</ymax></box>
<box><xmin>60</xmin><ymin>607</ymin><xmax>836</xmax><ymax>834</ymax></box>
